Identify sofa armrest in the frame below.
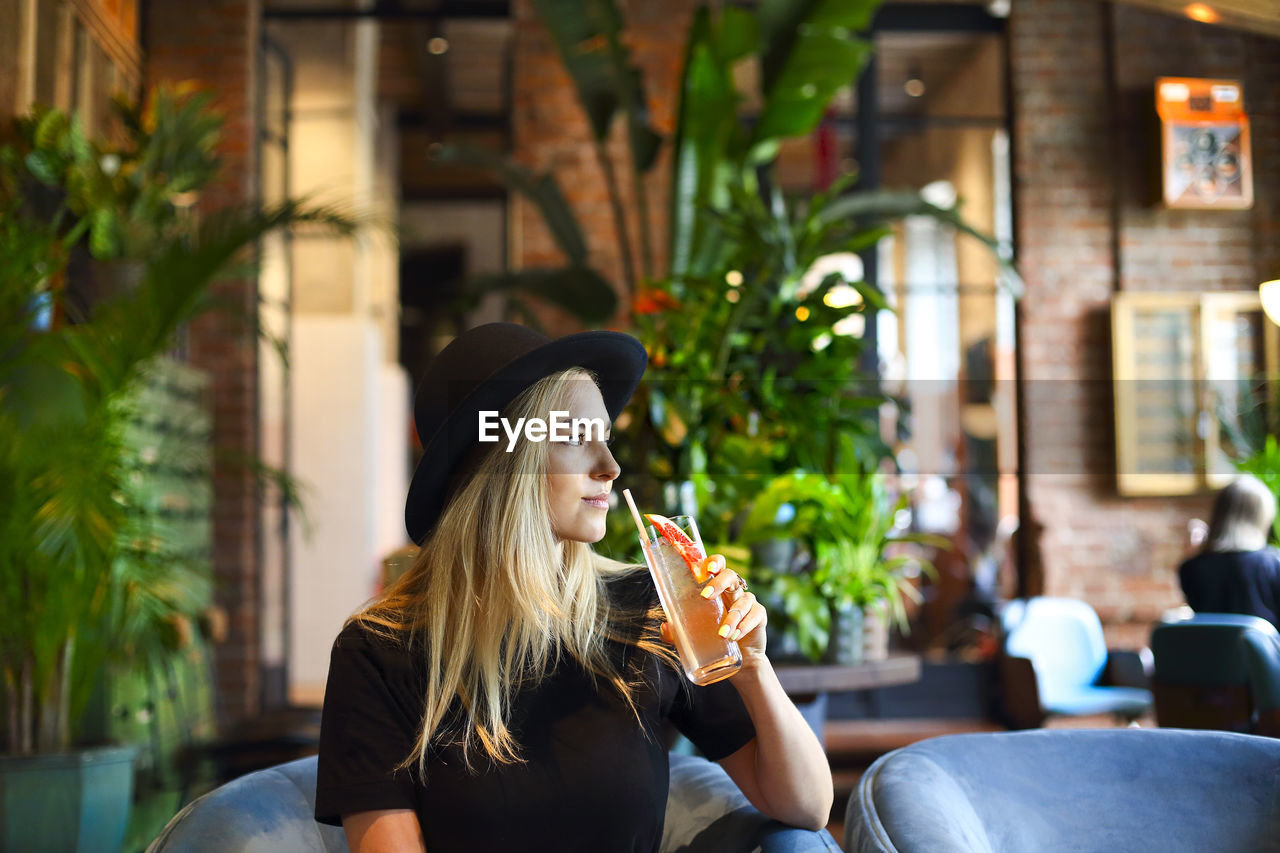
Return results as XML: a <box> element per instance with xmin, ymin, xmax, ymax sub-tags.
<box><xmin>996</xmin><ymin>655</ymin><xmax>1044</xmax><ymax>729</ymax></box>
<box><xmin>1103</xmin><ymin>648</ymin><xmax>1153</xmax><ymax>690</ymax></box>
<box><xmin>664</xmin><ymin>753</ymin><xmax>840</xmax><ymax>852</ymax></box>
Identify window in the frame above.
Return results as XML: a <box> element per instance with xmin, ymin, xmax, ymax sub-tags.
<box><xmin>7</xmin><ymin>0</ymin><xmax>141</xmax><ymax>131</ymax></box>
<box><xmin>1112</xmin><ymin>291</ymin><xmax>1278</xmax><ymax>495</ymax></box>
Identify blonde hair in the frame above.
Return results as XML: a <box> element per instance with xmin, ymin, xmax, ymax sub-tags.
<box><xmin>352</xmin><ymin>368</ymin><xmax>673</xmax><ymax>774</ymax></box>
<box><xmin>1205</xmin><ymin>474</ymin><xmax>1277</xmax><ymax>553</ymax></box>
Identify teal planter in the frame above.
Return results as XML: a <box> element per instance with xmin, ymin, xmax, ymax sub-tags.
<box><xmin>0</xmin><ymin>744</ymin><xmax>138</xmax><ymax>853</ymax></box>
<box><xmin>828</xmin><ymin>602</ymin><xmax>866</xmax><ymax>665</ymax></box>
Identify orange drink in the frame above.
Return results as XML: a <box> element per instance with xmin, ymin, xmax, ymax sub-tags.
<box><xmin>639</xmin><ymin>515</ymin><xmax>742</xmax><ymax>685</ymax></box>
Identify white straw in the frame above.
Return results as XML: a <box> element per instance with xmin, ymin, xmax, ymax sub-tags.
<box><xmin>622</xmin><ymin>488</ymin><xmax>649</xmax><ymax>542</ymax></box>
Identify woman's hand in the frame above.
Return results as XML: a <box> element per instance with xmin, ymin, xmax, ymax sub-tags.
<box><xmin>655</xmin><ymin>554</ymin><xmax>768</xmax><ymax>669</ymax></box>
<box><xmin>699</xmin><ymin>555</ymin><xmax>768</xmax><ymax>668</ymax></box>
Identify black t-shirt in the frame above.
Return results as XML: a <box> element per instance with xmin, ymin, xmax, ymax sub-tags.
<box><xmin>313</xmin><ymin>572</ymin><xmax>756</xmax><ymax>852</ymax></box>
<box><xmin>1178</xmin><ymin>547</ymin><xmax>1280</xmax><ymax>631</ymax></box>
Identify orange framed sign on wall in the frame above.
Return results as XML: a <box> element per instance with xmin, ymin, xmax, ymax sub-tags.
<box><xmin>1157</xmin><ymin>77</ymin><xmax>1253</xmax><ymax>210</ymax></box>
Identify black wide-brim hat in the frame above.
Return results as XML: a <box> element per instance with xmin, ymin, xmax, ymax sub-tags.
<box><xmin>405</xmin><ymin>322</ymin><xmax>647</xmax><ymax>544</ymax></box>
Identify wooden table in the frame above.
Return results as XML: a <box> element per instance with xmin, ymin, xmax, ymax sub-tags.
<box><xmin>772</xmin><ymin>655</ymin><xmax>923</xmax><ymax>745</ymax></box>
<box><xmin>774</xmin><ymin>654</ymin><xmax>922</xmax><ymax>696</ymax></box>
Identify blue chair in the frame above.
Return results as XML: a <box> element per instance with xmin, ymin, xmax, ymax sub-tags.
<box><xmin>846</xmin><ymin>728</ymin><xmax>1280</xmax><ymax>852</ymax></box>
<box><xmin>1150</xmin><ymin>612</ymin><xmax>1280</xmax><ymax>736</ymax></box>
<box><xmin>147</xmin><ymin>753</ymin><xmax>841</xmax><ymax>852</ymax></box>
<box><xmin>997</xmin><ymin>597</ymin><xmax>1152</xmax><ymax>727</ymax></box>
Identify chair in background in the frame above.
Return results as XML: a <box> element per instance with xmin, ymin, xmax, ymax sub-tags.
<box><xmin>846</xmin><ymin>728</ymin><xmax>1280</xmax><ymax>852</ymax></box>
<box><xmin>1149</xmin><ymin>612</ymin><xmax>1280</xmax><ymax>736</ymax></box>
<box><xmin>147</xmin><ymin>753</ymin><xmax>842</xmax><ymax>852</ymax></box>
<box><xmin>997</xmin><ymin>597</ymin><xmax>1152</xmax><ymax>728</ymax></box>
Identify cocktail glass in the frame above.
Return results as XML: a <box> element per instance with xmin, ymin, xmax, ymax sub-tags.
<box><xmin>639</xmin><ymin>515</ymin><xmax>742</xmax><ymax>686</ymax></box>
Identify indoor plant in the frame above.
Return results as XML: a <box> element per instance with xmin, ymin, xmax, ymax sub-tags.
<box><xmin>739</xmin><ymin>451</ymin><xmax>946</xmax><ymax>663</ymax></box>
<box><xmin>505</xmin><ymin>1</ymin><xmax>1014</xmax><ymax>656</ymax></box>
<box><xmin>0</xmin><ymin>88</ymin><xmax>353</xmax><ymax>851</ymax></box>
<box><xmin>514</xmin><ymin>0</ymin><xmax>1015</xmax><ymax>537</ymax></box>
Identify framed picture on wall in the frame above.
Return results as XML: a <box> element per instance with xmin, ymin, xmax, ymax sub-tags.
<box><xmin>1157</xmin><ymin>77</ymin><xmax>1253</xmax><ymax>211</ymax></box>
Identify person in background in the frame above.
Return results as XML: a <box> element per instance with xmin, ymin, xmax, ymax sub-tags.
<box><xmin>1178</xmin><ymin>474</ymin><xmax>1280</xmax><ymax>632</ymax></box>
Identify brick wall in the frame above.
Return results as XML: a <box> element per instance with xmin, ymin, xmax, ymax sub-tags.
<box><xmin>511</xmin><ymin>0</ymin><xmax>693</xmax><ymax>334</ymax></box>
<box><xmin>1011</xmin><ymin>0</ymin><xmax>1280</xmax><ymax>647</ymax></box>
<box><xmin>144</xmin><ymin>0</ymin><xmax>263</xmax><ymax>722</ymax></box>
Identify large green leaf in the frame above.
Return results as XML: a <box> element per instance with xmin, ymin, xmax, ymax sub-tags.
<box><xmin>751</xmin><ymin>0</ymin><xmax>877</xmax><ymax>156</ymax></box>
<box><xmin>434</xmin><ymin>144</ymin><xmax>589</xmax><ymax>265</ymax></box>
<box><xmin>756</xmin><ymin>0</ymin><xmax>878</xmax><ymax>93</ymax></box>
<box><xmin>716</xmin><ymin>5</ymin><xmax>760</xmax><ymax>64</ymax></box>
<box><xmin>668</xmin><ymin>7</ymin><xmax>744</xmax><ymax>281</ymax></box>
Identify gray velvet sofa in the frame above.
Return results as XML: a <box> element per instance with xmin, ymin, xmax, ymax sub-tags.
<box><xmin>148</xmin><ymin>752</ymin><xmax>840</xmax><ymax>852</ymax></box>
<box><xmin>846</xmin><ymin>728</ymin><xmax>1280</xmax><ymax>853</ymax></box>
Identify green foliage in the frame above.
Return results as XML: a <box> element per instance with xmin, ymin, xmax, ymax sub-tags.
<box><xmin>0</xmin><ymin>89</ymin><xmax>356</xmax><ymax>755</ymax></box>
<box><xmin>750</xmin><ymin>0</ymin><xmax>876</xmax><ymax>159</ymax></box>
<box><xmin>666</xmin><ymin>1</ymin><xmax>886</xmax><ymax>283</ymax></box>
<box><xmin>667</xmin><ymin>5</ymin><xmax>750</xmax><ymax>282</ymax></box>
<box><xmin>100</xmin><ymin>366</ymin><xmax>213</xmax><ymax>693</ymax></box>
<box><xmin>737</xmin><ymin>452</ymin><xmax>945</xmax><ymax>661</ymax></box>
<box><xmin>765</xmin><ymin>572</ymin><xmax>831</xmax><ymax>663</ymax></box>
<box><xmin>8</xmin><ymin>87</ymin><xmax>222</xmax><ymax>264</ymax></box>
<box><xmin>627</xmin><ymin>174</ymin><xmax>896</xmax><ymax>544</ymax></box>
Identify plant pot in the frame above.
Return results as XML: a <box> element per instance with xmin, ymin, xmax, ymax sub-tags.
<box><xmin>827</xmin><ymin>602</ymin><xmax>866</xmax><ymax>665</ymax></box>
<box><xmin>0</xmin><ymin>744</ymin><xmax>138</xmax><ymax>853</ymax></box>
<box><xmin>862</xmin><ymin>607</ymin><xmax>890</xmax><ymax>662</ymax></box>
<box><xmin>828</xmin><ymin>604</ymin><xmax>891</xmax><ymax>665</ymax></box>
<box><xmin>749</xmin><ymin>538</ymin><xmax>798</xmax><ymax>574</ymax></box>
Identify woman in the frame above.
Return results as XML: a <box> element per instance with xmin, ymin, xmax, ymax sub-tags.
<box><xmin>314</xmin><ymin>323</ymin><xmax>832</xmax><ymax>852</ymax></box>
<box><xmin>1179</xmin><ymin>473</ymin><xmax>1280</xmax><ymax>631</ymax></box>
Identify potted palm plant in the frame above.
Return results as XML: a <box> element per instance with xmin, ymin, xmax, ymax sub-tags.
<box><xmin>0</xmin><ymin>89</ymin><xmax>353</xmax><ymax>852</ymax></box>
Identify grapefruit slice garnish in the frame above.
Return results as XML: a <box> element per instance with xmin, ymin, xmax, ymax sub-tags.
<box><xmin>645</xmin><ymin>513</ymin><xmax>708</xmax><ymax>582</ymax></box>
